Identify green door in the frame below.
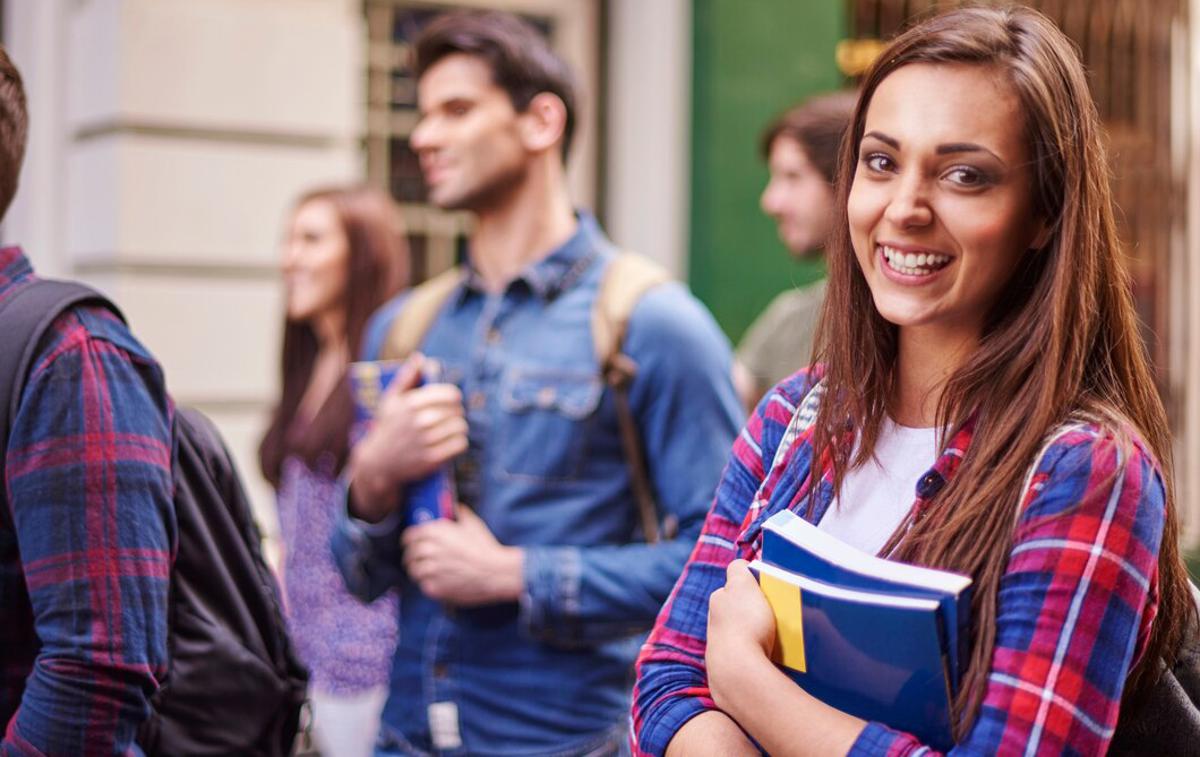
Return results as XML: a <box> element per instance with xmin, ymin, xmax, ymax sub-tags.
<box><xmin>690</xmin><ymin>0</ymin><xmax>847</xmax><ymax>342</ymax></box>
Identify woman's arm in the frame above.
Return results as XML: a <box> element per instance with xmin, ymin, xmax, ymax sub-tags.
<box><xmin>631</xmin><ymin>374</ymin><xmax>812</xmax><ymax>756</ymax></box>
<box><xmin>666</xmin><ymin>711</ymin><xmax>757</xmax><ymax>756</ymax></box>
<box><xmin>938</xmin><ymin>428</ymin><xmax>1165</xmax><ymax>755</ymax></box>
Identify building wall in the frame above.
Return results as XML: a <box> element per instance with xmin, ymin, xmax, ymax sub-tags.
<box><xmin>604</xmin><ymin>0</ymin><xmax>690</xmax><ymax>277</ymax></box>
<box><xmin>4</xmin><ymin>0</ymin><xmax>367</xmax><ymax>546</ymax></box>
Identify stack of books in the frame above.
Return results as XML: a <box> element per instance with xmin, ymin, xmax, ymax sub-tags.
<box><xmin>749</xmin><ymin>509</ymin><xmax>972</xmax><ymax>750</ymax></box>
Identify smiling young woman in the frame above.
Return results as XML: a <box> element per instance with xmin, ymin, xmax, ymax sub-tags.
<box><xmin>631</xmin><ymin>6</ymin><xmax>1195</xmax><ymax>756</ymax></box>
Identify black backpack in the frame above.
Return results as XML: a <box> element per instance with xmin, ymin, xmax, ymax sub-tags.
<box><xmin>0</xmin><ymin>279</ymin><xmax>308</xmax><ymax>756</ymax></box>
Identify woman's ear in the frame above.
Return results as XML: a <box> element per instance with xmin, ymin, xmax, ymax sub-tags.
<box><xmin>518</xmin><ymin>92</ymin><xmax>568</xmax><ymax>155</ymax></box>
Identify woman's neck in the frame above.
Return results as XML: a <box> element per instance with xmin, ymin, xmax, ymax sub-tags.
<box><xmin>893</xmin><ymin>326</ymin><xmax>978</xmax><ymax>427</ymax></box>
<box><xmin>311</xmin><ymin>306</ymin><xmax>346</xmax><ymax>354</ymax></box>
<box><xmin>298</xmin><ymin>311</ymin><xmax>349</xmax><ymax>421</ymax></box>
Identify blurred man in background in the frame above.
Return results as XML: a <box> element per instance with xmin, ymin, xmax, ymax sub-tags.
<box><xmin>733</xmin><ymin>91</ymin><xmax>857</xmax><ymax>409</ymax></box>
<box><xmin>333</xmin><ymin>10</ymin><xmax>741</xmax><ymax>756</ymax></box>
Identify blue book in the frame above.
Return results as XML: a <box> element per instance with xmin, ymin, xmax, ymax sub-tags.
<box><xmin>749</xmin><ymin>560</ymin><xmax>956</xmax><ymax>751</ymax></box>
<box><xmin>348</xmin><ymin>359</ymin><xmax>456</xmax><ymax>526</ymax></box>
<box><xmin>760</xmin><ymin>509</ymin><xmax>972</xmax><ymax>690</ymax></box>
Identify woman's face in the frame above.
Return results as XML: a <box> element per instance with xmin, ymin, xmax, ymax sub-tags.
<box><xmin>282</xmin><ymin>199</ymin><xmax>350</xmax><ymax>324</ymax></box>
<box><xmin>847</xmin><ymin>62</ymin><xmax>1046</xmax><ymax>344</ymax></box>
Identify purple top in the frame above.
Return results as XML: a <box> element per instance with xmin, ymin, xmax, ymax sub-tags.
<box><xmin>277</xmin><ymin>454</ymin><xmax>397</xmax><ymax>694</ymax></box>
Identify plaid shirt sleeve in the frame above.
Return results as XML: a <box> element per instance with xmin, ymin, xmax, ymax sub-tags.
<box><xmin>630</xmin><ymin>374</ymin><xmax>807</xmax><ymax>755</ymax></box>
<box><xmin>2</xmin><ymin>305</ymin><xmax>175</xmax><ymax>756</ymax></box>
<box><xmin>855</xmin><ymin>424</ymin><xmax>1165</xmax><ymax>756</ymax></box>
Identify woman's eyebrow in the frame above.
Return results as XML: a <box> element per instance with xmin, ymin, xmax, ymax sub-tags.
<box><xmin>936</xmin><ymin>142</ymin><xmax>1001</xmax><ymax>159</ymax></box>
<box><xmin>863</xmin><ymin>130</ymin><xmax>899</xmax><ymax>149</ymax></box>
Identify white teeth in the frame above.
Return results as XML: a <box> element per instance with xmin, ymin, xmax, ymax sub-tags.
<box><xmin>879</xmin><ymin>245</ymin><xmax>951</xmax><ymax>276</ymax></box>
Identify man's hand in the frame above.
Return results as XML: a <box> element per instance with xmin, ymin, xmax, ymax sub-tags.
<box><xmin>402</xmin><ymin>506</ymin><xmax>525</xmax><ymax>606</ymax></box>
<box><xmin>348</xmin><ymin>354</ymin><xmax>468</xmax><ymax>522</ymax></box>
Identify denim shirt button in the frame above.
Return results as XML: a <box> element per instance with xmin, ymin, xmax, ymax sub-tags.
<box><xmin>469</xmin><ymin>391</ymin><xmax>486</xmax><ymax>411</ymax></box>
<box><xmin>536</xmin><ymin>386</ymin><xmax>557</xmax><ymax>408</ymax></box>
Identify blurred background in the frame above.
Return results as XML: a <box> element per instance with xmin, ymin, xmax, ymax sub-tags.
<box><xmin>3</xmin><ymin>0</ymin><xmax>1198</xmax><ymax>571</ymax></box>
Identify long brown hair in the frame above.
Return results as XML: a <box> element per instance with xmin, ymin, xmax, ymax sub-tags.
<box><xmin>258</xmin><ymin>185</ymin><xmax>408</xmax><ymax>487</ymax></box>
<box><xmin>810</xmin><ymin>5</ymin><xmax>1192</xmax><ymax>733</ymax></box>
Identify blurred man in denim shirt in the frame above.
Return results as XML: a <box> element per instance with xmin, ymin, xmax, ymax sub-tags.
<box><xmin>331</xmin><ymin>9</ymin><xmax>741</xmax><ymax>756</ymax></box>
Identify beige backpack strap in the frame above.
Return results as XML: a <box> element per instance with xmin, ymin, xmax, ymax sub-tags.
<box><xmin>381</xmin><ymin>266</ymin><xmax>466</xmax><ymax>361</ymax></box>
<box><xmin>592</xmin><ymin>252</ymin><xmax>672</xmax><ymax>543</ymax></box>
<box><xmin>592</xmin><ymin>253</ymin><xmax>671</xmax><ymax>373</ymax></box>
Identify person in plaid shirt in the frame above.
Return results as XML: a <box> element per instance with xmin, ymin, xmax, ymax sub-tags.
<box><xmin>632</xmin><ymin>6</ymin><xmax>1196</xmax><ymax>756</ymax></box>
<box><xmin>0</xmin><ymin>49</ymin><xmax>176</xmax><ymax>754</ymax></box>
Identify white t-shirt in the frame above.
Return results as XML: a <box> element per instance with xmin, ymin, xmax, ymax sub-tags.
<box><xmin>820</xmin><ymin>418</ymin><xmax>940</xmax><ymax>556</ymax></box>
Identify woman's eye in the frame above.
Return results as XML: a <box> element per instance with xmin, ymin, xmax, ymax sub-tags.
<box><xmin>945</xmin><ymin>166</ymin><xmax>990</xmax><ymax>187</ymax></box>
<box><xmin>862</xmin><ymin>153</ymin><xmax>894</xmax><ymax>173</ymax></box>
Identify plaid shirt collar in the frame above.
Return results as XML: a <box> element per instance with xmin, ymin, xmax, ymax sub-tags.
<box><xmin>738</xmin><ymin>379</ymin><xmax>977</xmax><ymax>553</ymax></box>
<box><xmin>0</xmin><ymin>246</ymin><xmax>32</xmax><ymax>301</ymax></box>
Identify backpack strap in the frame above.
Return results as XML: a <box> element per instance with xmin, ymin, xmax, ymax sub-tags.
<box><xmin>0</xmin><ymin>279</ymin><xmax>122</xmax><ymax>492</ymax></box>
<box><xmin>380</xmin><ymin>266</ymin><xmax>467</xmax><ymax>361</ymax></box>
<box><xmin>592</xmin><ymin>252</ymin><xmax>672</xmax><ymax>543</ymax></box>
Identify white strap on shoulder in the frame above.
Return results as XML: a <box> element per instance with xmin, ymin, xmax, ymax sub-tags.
<box><xmin>768</xmin><ymin>379</ymin><xmax>826</xmax><ymax>475</ymax></box>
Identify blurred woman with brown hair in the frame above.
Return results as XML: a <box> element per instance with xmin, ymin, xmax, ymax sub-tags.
<box><xmin>633</xmin><ymin>6</ymin><xmax>1195</xmax><ymax>755</ymax></box>
<box><xmin>259</xmin><ymin>185</ymin><xmax>407</xmax><ymax>757</ymax></box>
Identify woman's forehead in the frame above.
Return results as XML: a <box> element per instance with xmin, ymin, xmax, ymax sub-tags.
<box><xmin>863</xmin><ymin>63</ymin><xmax>1026</xmax><ymax>159</ymax></box>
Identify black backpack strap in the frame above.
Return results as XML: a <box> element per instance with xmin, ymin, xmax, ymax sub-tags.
<box><xmin>0</xmin><ymin>279</ymin><xmax>123</xmax><ymax>481</ymax></box>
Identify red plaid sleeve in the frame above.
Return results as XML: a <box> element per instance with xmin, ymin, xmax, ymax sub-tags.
<box><xmin>630</xmin><ymin>371</ymin><xmax>814</xmax><ymax>756</ymax></box>
<box><xmin>2</xmin><ymin>304</ymin><xmax>175</xmax><ymax>756</ymax></box>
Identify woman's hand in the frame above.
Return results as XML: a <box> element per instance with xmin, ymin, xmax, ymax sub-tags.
<box><xmin>703</xmin><ymin>559</ymin><xmax>868</xmax><ymax>757</ymax></box>
<box><xmin>706</xmin><ymin>559</ymin><xmax>777</xmax><ymax>718</ymax></box>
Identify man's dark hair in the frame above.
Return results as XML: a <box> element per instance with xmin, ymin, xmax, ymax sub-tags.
<box><xmin>414</xmin><ymin>10</ymin><xmax>578</xmax><ymax>161</ymax></box>
<box><xmin>0</xmin><ymin>46</ymin><xmax>27</xmax><ymax>221</ymax></box>
<box><xmin>760</xmin><ymin>90</ymin><xmax>857</xmax><ymax>185</ymax></box>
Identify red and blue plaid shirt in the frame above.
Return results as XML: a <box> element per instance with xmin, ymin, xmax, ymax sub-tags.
<box><xmin>0</xmin><ymin>247</ymin><xmax>175</xmax><ymax>755</ymax></box>
<box><xmin>632</xmin><ymin>368</ymin><xmax>1164</xmax><ymax>756</ymax></box>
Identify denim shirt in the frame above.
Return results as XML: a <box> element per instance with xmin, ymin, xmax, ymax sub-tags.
<box><xmin>332</xmin><ymin>214</ymin><xmax>743</xmax><ymax>756</ymax></box>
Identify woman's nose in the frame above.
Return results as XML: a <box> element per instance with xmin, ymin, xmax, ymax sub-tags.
<box><xmin>281</xmin><ymin>241</ymin><xmax>302</xmax><ymax>271</ymax></box>
<box><xmin>883</xmin><ymin>175</ymin><xmax>933</xmax><ymax>229</ymax></box>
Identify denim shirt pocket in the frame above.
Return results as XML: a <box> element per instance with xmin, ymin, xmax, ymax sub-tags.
<box><xmin>498</xmin><ymin>365</ymin><xmax>603</xmax><ymax>481</ymax></box>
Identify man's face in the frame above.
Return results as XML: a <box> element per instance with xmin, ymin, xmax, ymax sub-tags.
<box><xmin>411</xmin><ymin>53</ymin><xmax>529</xmax><ymax>211</ymax></box>
<box><xmin>760</xmin><ymin>136</ymin><xmax>837</xmax><ymax>258</ymax></box>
